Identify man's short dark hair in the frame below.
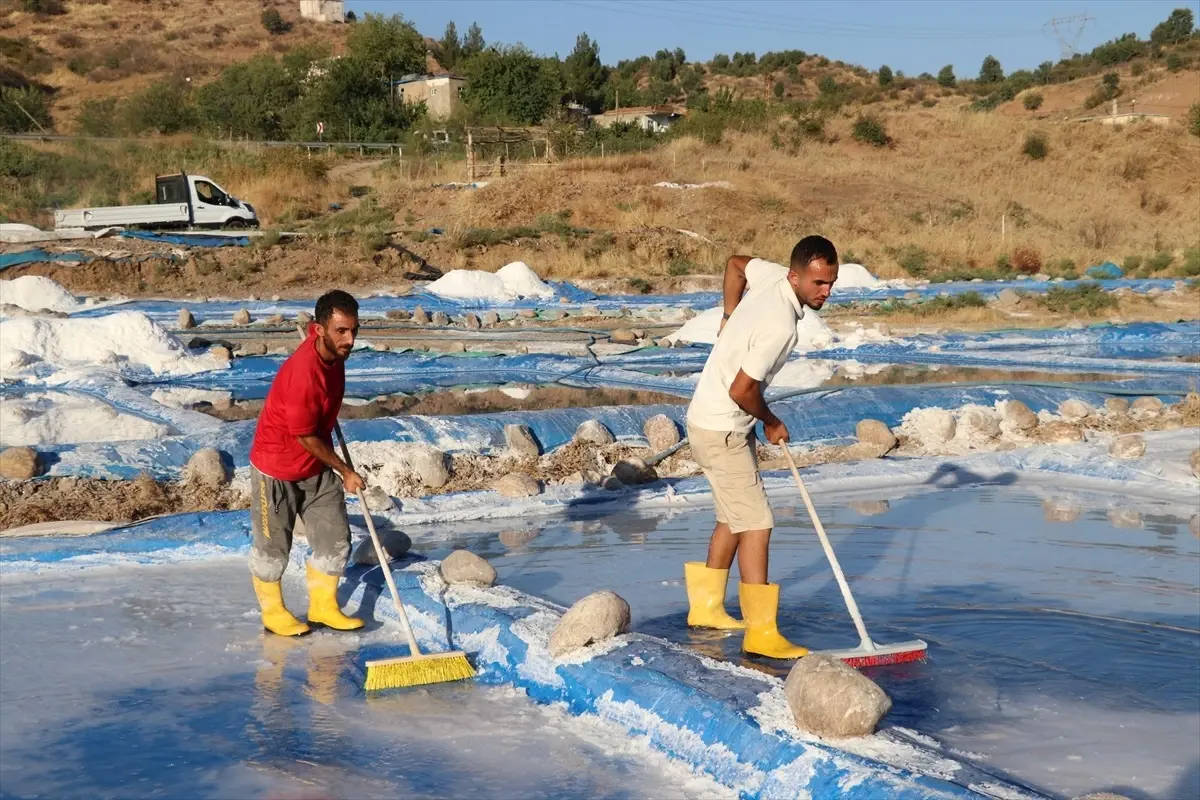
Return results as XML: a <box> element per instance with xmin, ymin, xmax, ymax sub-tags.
<box><xmin>314</xmin><ymin>290</ymin><xmax>359</xmax><ymax>325</ymax></box>
<box><xmin>789</xmin><ymin>235</ymin><xmax>838</xmax><ymax>270</ymax></box>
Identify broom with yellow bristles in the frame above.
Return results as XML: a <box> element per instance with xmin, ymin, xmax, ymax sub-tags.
<box><xmin>300</xmin><ymin>326</ymin><xmax>473</xmax><ymax>690</ymax></box>
<box><xmin>332</xmin><ymin>420</ymin><xmax>474</xmax><ymax>690</ymax></box>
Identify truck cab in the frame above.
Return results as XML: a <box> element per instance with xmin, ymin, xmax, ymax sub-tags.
<box><xmin>156</xmin><ymin>174</ymin><xmax>258</xmax><ymax>229</ymax></box>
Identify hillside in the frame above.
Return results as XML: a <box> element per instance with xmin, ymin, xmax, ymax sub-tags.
<box><xmin>0</xmin><ymin>0</ymin><xmax>352</xmax><ymax>125</ymax></box>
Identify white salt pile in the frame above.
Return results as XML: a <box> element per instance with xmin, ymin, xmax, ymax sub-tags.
<box><xmin>426</xmin><ymin>261</ymin><xmax>556</xmax><ymax>301</ymax></box>
<box><xmin>0</xmin><ymin>276</ymin><xmax>79</xmax><ymax>313</ymax></box>
<box><xmin>653</xmin><ymin>181</ymin><xmax>734</xmax><ymax>190</ymax></box>
<box><xmin>665</xmin><ymin>306</ymin><xmax>836</xmax><ymax>351</ymax></box>
<box><xmin>832</xmin><ymin>263</ymin><xmax>883</xmax><ymax>292</ymax></box>
<box><xmin>0</xmin><ymin>391</ymin><xmax>171</xmax><ymax>447</ymax></box>
<box><xmin>0</xmin><ymin>311</ymin><xmax>226</xmax><ymax>379</ymax></box>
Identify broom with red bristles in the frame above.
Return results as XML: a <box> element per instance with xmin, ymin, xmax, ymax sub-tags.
<box><xmin>780</xmin><ymin>446</ymin><xmax>928</xmax><ymax>668</ymax></box>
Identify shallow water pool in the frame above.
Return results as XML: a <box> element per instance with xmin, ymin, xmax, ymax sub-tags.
<box><xmin>409</xmin><ymin>484</ymin><xmax>1200</xmax><ymax>800</ymax></box>
<box><xmin>0</xmin><ymin>562</ymin><xmax>728</xmax><ymax>799</ymax></box>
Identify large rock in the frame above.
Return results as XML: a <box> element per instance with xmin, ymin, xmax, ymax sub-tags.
<box><xmin>239</xmin><ymin>342</ymin><xmax>268</xmax><ymax>356</ymax></box>
<box><xmin>177</xmin><ymin>309</ymin><xmax>196</xmax><ymax>329</ymax></box>
<box><xmin>1002</xmin><ymin>400</ymin><xmax>1039</xmax><ymax>432</ymax></box>
<box><xmin>784</xmin><ymin>654</ymin><xmax>892</xmax><ymax>738</ymax></box>
<box><xmin>995</xmin><ymin>288</ymin><xmax>1022</xmax><ymax>308</ymax></box>
<box><xmin>405</xmin><ymin>445</ymin><xmax>451</xmax><ymax>489</ymax></box>
<box><xmin>574</xmin><ymin>419</ymin><xmax>615</xmax><ymax>446</ymax></box>
<box><xmin>1104</xmin><ymin>397</ymin><xmax>1130</xmax><ymax>415</ymax></box>
<box><xmin>518</xmin><ymin>309</ymin><xmax>538</xmax><ymax>319</ymax></box>
<box><xmin>549</xmin><ymin>590</ymin><xmax>631</xmax><ymax>657</ymax></box>
<box><xmin>855</xmin><ymin>419</ymin><xmax>898</xmax><ymax>453</ymax></box>
<box><xmin>362</xmin><ymin>485</ymin><xmax>396</xmax><ymax>513</ymax></box>
<box><xmin>464</xmin><ymin>313</ymin><xmax>482</xmax><ymax>330</ymax></box>
<box><xmin>431</xmin><ymin>311</ymin><xmax>450</xmax><ymax>326</ymax></box>
<box><xmin>1058</xmin><ymin>399</ymin><xmax>1093</xmax><ymax>421</ymax></box>
<box><xmin>482</xmin><ymin>311</ymin><xmax>500</xmax><ymax>327</ymax></box>
<box><xmin>350</xmin><ymin>528</ymin><xmax>412</xmax><ymax>565</ymax></box>
<box><xmin>1041</xmin><ymin>421</ymin><xmax>1084</xmax><ymax>443</ymax></box>
<box><xmin>1191</xmin><ymin>448</ymin><xmax>1200</xmax><ymax>478</ymax></box>
<box><xmin>385</xmin><ymin>309</ymin><xmax>411</xmax><ymax>321</ymax></box>
<box><xmin>184</xmin><ymin>447</ymin><xmax>229</xmax><ymax>487</ymax></box>
<box><xmin>440</xmin><ymin>550</ymin><xmax>497</xmax><ymax>587</ymax></box>
<box><xmin>0</xmin><ymin>447</ymin><xmax>41</xmax><ymax>480</ymax></box>
<box><xmin>210</xmin><ymin>345</ymin><xmax>232</xmax><ymax>361</ymax></box>
<box><xmin>296</xmin><ymin>311</ymin><xmax>313</xmax><ymax>326</ymax></box>
<box><xmin>412</xmin><ymin>306</ymin><xmax>430</xmax><ymax>325</ymax></box>
<box><xmin>1108</xmin><ymin>435</ymin><xmax>1145</xmax><ymax>460</ymax></box>
<box><xmin>1130</xmin><ymin>396</ymin><xmax>1164</xmax><ymax>416</ymax></box>
<box><xmin>644</xmin><ymin>414</ymin><xmax>681</xmax><ymax>452</ymax></box>
<box><xmin>610</xmin><ymin>329</ymin><xmax>638</xmax><ymax>345</ymax></box>
<box><xmin>612</xmin><ymin>457</ymin><xmax>657</xmax><ymax>485</ymax></box>
<box><xmin>960</xmin><ymin>407</ymin><xmax>1001</xmax><ymax>440</ymax></box>
<box><xmin>232</xmin><ymin>308</ymin><xmax>252</xmax><ymax>325</ymax></box>
<box><xmin>493</xmin><ymin>472</ymin><xmax>541</xmax><ymax>498</ymax></box>
<box><xmin>504</xmin><ymin>424</ymin><xmax>541</xmax><ymax>458</ymax></box>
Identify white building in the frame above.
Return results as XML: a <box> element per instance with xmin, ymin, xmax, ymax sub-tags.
<box><xmin>299</xmin><ymin>0</ymin><xmax>345</xmax><ymax>23</ymax></box>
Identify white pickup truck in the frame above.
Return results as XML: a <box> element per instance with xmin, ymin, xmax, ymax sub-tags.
<box><xmin>54</xmin><ymin>173</ymin><xmax>258</xmax><ymax>231</ymax></box>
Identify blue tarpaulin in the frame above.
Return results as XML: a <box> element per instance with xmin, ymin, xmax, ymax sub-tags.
<box><xmin>118</xmin><ymin>230</ymin><xmax>252</xmax><ymax>247</ymax></box>
<box><xmin>0</xmin><ymin>249</ymin><xmax>93</xmax><ymax>271</ymax></box>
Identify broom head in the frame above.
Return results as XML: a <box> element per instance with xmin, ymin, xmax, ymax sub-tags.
<box><xmin>815</xmin><ymin>639</ymin><xmax>928</xmax><ymax>669</ymax></box>
<box><xmin>365</xmin><ymin>650</ymin><xmax>475</xmax><ymax>691</ymax></box>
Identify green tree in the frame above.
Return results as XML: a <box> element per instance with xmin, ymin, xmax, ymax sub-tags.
<box><xmin>261</xmin><ymin>9</ymin><xmax>289</xmax><ymax>35</ymax></box>
<box><xmin>772</xmin><ymin>80</ymin><xmax>785</xmax><ymax>99</ymax></box>
<box><xmin>1102</xmin><ymin>71</ymin><xmax>1120</xmax><ymax>97</ymax></box>
<box><xmin>564</xmin><ymin>33</ymin><xmax>607</xmax><ymax>112</ymax></box>
<box><xmin>0</xmin><ymin>86</ymin><xmax>52</xmax><ymax>133</ymax></box>
<box><xmin>1023</xmin><ymin>92</ymin><xmax>1043</xmax><ymax>111</ymax></box>
<box><xmin>196</xmin><ymin>55</ymin><xmax>302</xmax><ymax>140</ymax></box>
<box><xmin>461</xmin><ymin>22</ymin><xmax>485</xmax><ymax>60</ymax></box>
<box><xmin>1150</xmin><ymin>7</ymin><xmax>1195</xmax><ymax>45</ymax></box>
<box><xmin>347</xmin><ymin>13</ymin><xmax>426</xmax><ymax>79</ymax></box>
<box><xmin>1034</xmin><ymin>61</ymin><xmax>1053</xmax><ymax>85</ymax></box>
<box><xmin>679</xmin><ymin>64</ymin><xmax>704</xmax><ymax>95</ymax></box>
<box><xmin>937</xmin><ymin>64</ymin><xmax>956</xmax><ymax>87</ymax></box>
<box><xmin>439</xmin><ymin>21</ymin><xmax>461</xmax><ymax>70</ymax></box>
<box><xmin>122</xmin><ymin>80</ymin><xmax>195</xmax><ymax>134</ymax></box>
<box><xmin>878</xmin><ymin>64</ymin><xmax>894</xmax><ymax>87</ymax></box>
<box><xmin>978</xmin><ymin>55</ymin><xmax>1004</xmax><ymax>84</ymax></box>
<box><xmin>288</xmin><ymin>55</ymin><xmax>423</xmax><ymax>141</ymax></box>
<box><xmin>462</xmin><ymin>45</ymin><xmax>562</xmax><ymax>124</ymax></box>
<box><xmin>345</xmin><ymin>10</ymin><xmax>356</xmax><ymax>22</ymax></box>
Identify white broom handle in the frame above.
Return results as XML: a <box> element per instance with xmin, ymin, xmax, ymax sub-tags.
<box><xmin>333</xmin><ymin>422</ymin><xmax>424</xmax><ymax>658</ymax></box>
<box><xmin>780</xmin><ymin>446</ymin><xmax>875</xmax><ymax>651</ymax></box>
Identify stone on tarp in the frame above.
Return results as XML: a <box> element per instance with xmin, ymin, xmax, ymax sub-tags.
<box><xmin>549</xmin><ymin>590</ymin><xmax>631</xmax><ymax>657</ymax></box>
<box><xmin>440</xmin><ymin>550</ymin><xmax>497</xmax><ymax>586</ymax></box>
<box><xmin>784</xmin><ymin>654</ymin><xmax>891</xmax><ymax>738</ymax></box>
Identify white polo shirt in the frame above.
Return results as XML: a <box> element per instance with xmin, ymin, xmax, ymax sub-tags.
<box><xmin>686</xmin><ymin>259</ymin><xmax>803</xmax><ymax>433</ymax></box>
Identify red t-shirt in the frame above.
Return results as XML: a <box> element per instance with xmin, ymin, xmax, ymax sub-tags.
<box><xmin>249</xmin><ymin>327</ymin><xmax>345</xmax><ymax>482</ymax></box>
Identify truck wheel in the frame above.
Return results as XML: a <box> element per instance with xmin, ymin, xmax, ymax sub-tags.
<box><xmin>224</xmin><ymin>219</ymin><xmax>248</xmax><ymax>230</ymax></box>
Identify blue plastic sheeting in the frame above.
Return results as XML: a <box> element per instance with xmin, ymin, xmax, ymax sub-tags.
<box><xmin>346</xmin><ymin>566</ymin><xmax>1021</xmax><ymax>799</ymax></box>
<box><xmin>1085</xmin><ymin>262</ymin><xmax>1123</xmax><ymax>279</ymax></box>
<box><xmin>0</xmin><ymin>249</ymin><xmax>93</xmax><ymax>271</ymax></box>
<box><xmin>0</xmin><ymin>512</ymin><xmax>250</xmax><ymax>567</ymax></box>
<box><xmin>119</xmin><ymin>230</ymin><xmax>251</xmax><ymax>248</ymax></box>
<box><xmin>809</xmin><ymin>346</ymin><xmax>1200</xmax><ymax>377</ymax></box>
<box><xmin>33</xmin><ymin>379</ymin><xmax>1191</xmax><ymax>482</ymax></box>
<box><xmin>0</xmin><ymin>381</ymin><xmax>222</xmax><ymax>437</ymax></box>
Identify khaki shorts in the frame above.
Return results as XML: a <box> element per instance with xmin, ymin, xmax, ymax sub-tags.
<box><xmin>687</xmin><ymin>423</ymin><xmax>773</xmax><ymax>533</ymax></box>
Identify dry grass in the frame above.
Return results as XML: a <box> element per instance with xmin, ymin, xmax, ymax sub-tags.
<box><xmin>375</xmin><ymin>111</ymin><xmax>1200</xmax><ymax>281</ymax></box>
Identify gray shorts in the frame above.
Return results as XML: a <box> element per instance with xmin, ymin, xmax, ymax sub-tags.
<box><xmin>249</xmin><ymin>466</ymin><xmax>351</xmax><ymax>582</ymax></box>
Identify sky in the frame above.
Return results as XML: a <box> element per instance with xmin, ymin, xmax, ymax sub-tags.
<box><xmin>347</xmin><ymin>0</ymin><xmax>1187</xmax><ymax>76</ymax></box>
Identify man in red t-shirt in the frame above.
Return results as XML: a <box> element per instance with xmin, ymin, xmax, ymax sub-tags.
<box><xmin>248</xmin><ymin>289</ymin><xmax>368</xmax><ymax>637</ymax></box>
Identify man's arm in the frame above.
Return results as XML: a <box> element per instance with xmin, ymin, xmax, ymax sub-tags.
<box><xmin>297</xmin><ymin>434</ymin><xmax>365</xmax><ymax>493</ymax></box>
<box><xmin>719</xmin><ymin>255</ymin><xmax>753</xmax><ymax>334</ymax></box>
<box><xmin>728</xmin><ymin>369</ymin><xmax>789</xmax><ymax>444</ymax></box>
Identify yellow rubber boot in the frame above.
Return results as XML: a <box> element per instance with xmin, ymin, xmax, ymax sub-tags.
<box><xmin>739</xmin><ymin>582</ymin><xmax>808</xmax><ymax>659</ymax></box>
<box><xmin>252</xmin><ymin>576</ymin><xmax>311</xmax><ymax>637</ymax></box>
<box><xmin>685</xmin><ymin>562</ymin><xmax>746</xmax><ymax>630</ymax></box>
<box><xmin>306</xmin><ymin>562</ymin><xmax>365</xmax><ymax>631</ymax></box>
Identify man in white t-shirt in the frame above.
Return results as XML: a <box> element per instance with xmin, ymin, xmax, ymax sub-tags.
<box><xmin>683</xmin><ymin>235</ymin><xmax>839</xmax><ymax>659</ymax></box>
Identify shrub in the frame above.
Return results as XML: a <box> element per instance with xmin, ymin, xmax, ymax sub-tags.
<box><xmin>22</xmin><ymin>0</ymin><xmax>65</xmax><ymax>13</ymax></box>
<box><xmin>852</xmin><ymin>115</ymin><xmax>891</xmax><ymax>147</ymax></box>
<box><xmin>1123</xmin><ymin>254</ymin><xmax>1143</xmax><ymax>272</ymax></box>
<box><xmin>75</xmin><ymin>97</ymin><xmax>119</xmax><ymax>136</ymax></box>
<box><xmin>878</xmin><ymin>65</ymin><xmax>894</xmax><ymax>87</ymax></box>
<box><xmin>1049</xmin><ymin>258</ymin><xmax>1078</xmax><ymax>279</ymax></box>
<box><xmin>1166</xmin><ymin>52</ymin><xmax>1183</xmax><ymax>72</ymax></box>
<box><xmin>1022</xmin><ymin>131</ymin><xmax>1048</xmax><ymax>160</ymax></box>
<box><xmin>1023</xmin><ymin>92</ymin><xmax>1043</xmax><ymax>111</ymax></box>
<box><xmin>1146</xmin><ymin>251</ymin><xmax>1174</xmax><ymax>272</ymax></box>
<box><xmin>896</xmin><ymin>244</ymin><xmax>931</xmax><ymax>277</ymax></box>
<box><xmin>627</xmin><ymin>277</ymin><xmax>652</xmax><ymax>294</ymax></box>
<box><xmin>1038</xmin><ymin>283</ymin><xmax>1118</xmax><ymax>315</ymax></box>
<box><xmin>1188</xmin><ymin>102</ymin><xmax>1200</xmax><ymax>137</ymax></box>
<box><xmin>1013</xmin><ymin>246</ymin><xmax>1042</xmax><ymax>274</ymax></box>
<box><xmin>772</xmin><ymin>80</ymin><xmax>784</xmax><ymax>100</ymax></box>
<box><xmin>994</xmin><ymin>253</ymin><xmax>1013</xmax><ymax>272</ymax></box>
<box><xmin>1131</xmin><ymin>62</ymin><xmax>1146</xmax><ymax>77</ymax></box>
<box><xmin>1182</xmin><ymin>247</ymin><xmax>1200</xmax><ymax>277</ymax></box>
<box><xmin>261</xmin><ymin>9</ymin><xmax>290</xmax><ymax>35</ymax></box>
<box><xmin>0</xmin><ymin>86</ymin><xmax>53</xmax><ymax>133</ymax></box>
